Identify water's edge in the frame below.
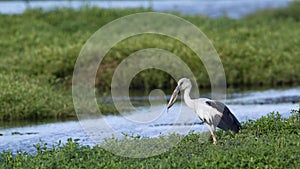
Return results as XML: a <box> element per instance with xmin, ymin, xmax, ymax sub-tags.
<box><xmin>0</xmin><ymin>87</ymin><xmax>299</xmax><ymax>154</ymax></box>
<box><xmin>0</xmin><ymin>0</ymin><xmax>292</xmax><ymax>18</ymax></box>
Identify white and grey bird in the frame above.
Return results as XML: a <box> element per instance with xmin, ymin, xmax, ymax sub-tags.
<box><xmin>167</xmin><ymin>78</ymin><xmax>241</xmax><ymax>144</ymax></box>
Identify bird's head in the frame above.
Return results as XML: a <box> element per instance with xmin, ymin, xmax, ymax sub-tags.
<box><xmin>177</xmin><ymin>78</ymin><xmax>192</xmax><ymax>91</ymax></box>
<box><xmin>167</xmin><ymin>78</ymin><xmax>192</xmax><ymax>109</ymax></box>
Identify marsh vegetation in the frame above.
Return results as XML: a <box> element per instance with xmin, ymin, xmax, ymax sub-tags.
<box><xmin>0</xmin><ymin>2</ymin><xmax>299</xmax><ymax>167</ymax></box>
<box><xmin>1</xmin><ymin>2</ymin><xmax>300</xmax><ymax>120</ymax></box>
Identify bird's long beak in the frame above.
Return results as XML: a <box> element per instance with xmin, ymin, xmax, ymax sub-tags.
<box><xmin>167</xmin><ymin>86</ymin><xmax>180</xmax><ymax>109</ymax></box>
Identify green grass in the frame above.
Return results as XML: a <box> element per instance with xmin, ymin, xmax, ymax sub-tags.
<box><xmin>1</xmin><ymin>4</ymin><xmax>299</xmax><ymax>90</ymax></box>
<box><xmin>0</xmin><ymin>72</ymin><xmax>118</xmax><ymax>121</ymax></box>
<box><xmin>0</xmin><ymin>111</ymin><xmax>299</xmax><ymax>168</ymax></box>
<box><xmin>0</xmin><ymin>73</ymin><xmax>75</xmax><ymax>121</ymax></box>
<box><xmin>0</xmin><ymin>3</ymin><xmax>300</xmax><ymax>121</ymax></box>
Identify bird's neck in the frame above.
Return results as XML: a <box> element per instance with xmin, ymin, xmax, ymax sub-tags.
<box><xmin>183</xmin><ymin>87</ymin><xmax>194</xmax><ymax>109</ymax></box>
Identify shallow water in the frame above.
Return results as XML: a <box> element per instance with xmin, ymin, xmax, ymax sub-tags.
<box><xmin>0</xmin><ymin>0</ymin><xmax>292</xmax><ymax>18</ymax></box>
<box><xmin>0</xmin><ymin>87</ymin><xmax>299</xmax><ymax>154</ymax></box>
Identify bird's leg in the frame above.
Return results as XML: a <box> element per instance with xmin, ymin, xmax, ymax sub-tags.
<box><xmin>207</xmin><ymin>124</ymin><xmax>217</xmax><ymax>145</ymax></box>
<box><xmin>213</xmin><ymin>130</ymin><xmax>217</xmax><ymax>145</ymax></box>
<box><xmin>213</xmin><ymin>125</ymin><xmax>218</xmax><ymax>145</ymax></box>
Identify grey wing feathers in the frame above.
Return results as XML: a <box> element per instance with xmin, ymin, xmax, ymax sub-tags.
<box><xmin>205</xmin><ymin>100</ymin><xmax>241</xmax><ymax>133</ymax></box>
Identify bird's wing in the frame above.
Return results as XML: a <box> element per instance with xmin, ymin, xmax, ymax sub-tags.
<box><xmin>205</xmin><ymin>100</ymin><xmax>241</xmax><ymax>133</ymax></box>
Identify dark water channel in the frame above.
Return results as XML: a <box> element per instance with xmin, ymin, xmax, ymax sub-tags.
<box><xmin>0</xmin><ymin>87</ymin><xmax>299</xmax><ymax>154</ymax></box>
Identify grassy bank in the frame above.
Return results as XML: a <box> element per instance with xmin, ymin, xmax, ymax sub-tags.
<box><xmin>0</xmin><ymin>73</ymin><xmax>74</xmax><ymax>121</ymax></box>
<box><xmin>0</xmin><ymin>2</ymin><xmax>300</xmax><ymax>120</ymax></box>
<box><xmin>1</xmin><ymin>3</ymin><xmax>299</xmax><ymax>89</ymax></box>
<box><xmin>0</xmin><ymin>111</ymin><xmax>299</xmax><ymax>168</ymax></box>
<box><xmin>0</xmin><ymin>72</ymin><xmax>117</xmax><ymax>121</ymax></box>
